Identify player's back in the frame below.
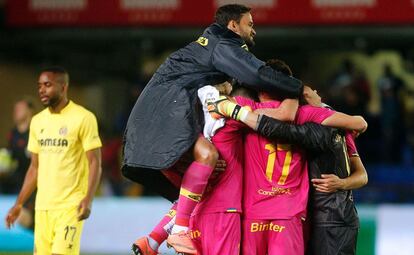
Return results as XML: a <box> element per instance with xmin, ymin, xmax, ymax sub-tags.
<box><xmin>240</xmin><ymin>98</ymin><xmax>335</xmax><ymax>220</ymax></box>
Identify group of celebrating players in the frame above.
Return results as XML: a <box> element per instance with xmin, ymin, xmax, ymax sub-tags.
<box><xmin>123</xmin><ymin>4</ymin><xmax>368</xmax><ymax>255</ymax></box>
<box><xmin>4</xmin><ymin>3</ymin><xmax>368</xmax><ymax>255</ymax></box>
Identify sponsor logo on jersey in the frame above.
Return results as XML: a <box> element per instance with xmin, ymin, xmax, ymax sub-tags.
<box><xmin>258</xmin><ymin>186</ymin><xmax>291</xmax><ymax>196</ymax></box>
<box><xmin>189</xmin><ymin>229</ymin><xmax>201</xmax><ymax>239</ymax></box>
<box><xmin>250</xmin><ymin>222</ymin><xmax>286</xmax><ymax>233</ymax></box>
<box><xmin>39</xmin><ymin>138</ymin><xmax>68</xmax><ymax>147</ymax></box>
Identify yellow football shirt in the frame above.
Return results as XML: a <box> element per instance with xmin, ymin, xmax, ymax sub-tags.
<box><xmin>28</xmin><ymin>101</ymin><xmax>102</xmax><ymax>210</ymax></box>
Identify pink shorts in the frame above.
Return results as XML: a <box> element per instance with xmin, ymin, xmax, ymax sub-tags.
<box><xmin>190</xmin><ymin>212</ymin><xmax>241</xmax><ymax>255</ymax></box>
<box><xmin>242</xmin><ymin>216</ymin><xmax>304</xmax><ymax>255</ymax></box>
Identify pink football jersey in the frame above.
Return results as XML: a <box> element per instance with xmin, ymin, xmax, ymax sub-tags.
<box><xmin>238</xmin><ymin>97</ymin><xmax>335</xmax><ymax>219</ymax></box>
<box><xmin>192</xmin><ymin>98</ymin><xmax>248</xmax><ymax>215</ymax></box>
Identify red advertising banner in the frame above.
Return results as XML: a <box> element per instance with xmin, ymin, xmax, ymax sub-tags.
<box><xmin>6</xmin><ymin>0</ymin><xmax>414</xmax><ymax>27</ymax></box>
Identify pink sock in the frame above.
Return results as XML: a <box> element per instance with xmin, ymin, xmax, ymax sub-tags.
<box><xmin>149</xmin><ymin>203</ymin><xmax>178</xmax><ymax>244</ymax></box>
<box><xmin>175</xmin><ymin>161</ymin><xmax>214</xmax><ymax>227</ymax></box>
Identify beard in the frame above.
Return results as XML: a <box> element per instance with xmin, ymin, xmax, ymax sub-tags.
<box><xmin>42</xmin><ymin>95</ymin><xmax>60</xmax><ymax>108</ymax></box>
<box><xmin>242</xmin><ymin>34</ymin><xmax>255</xmax><ymax>48</ymax></box>
<box><xmin>245</xmin><ymin>37</ymin><xmax>255</xmax><ymax>48</ymax></box>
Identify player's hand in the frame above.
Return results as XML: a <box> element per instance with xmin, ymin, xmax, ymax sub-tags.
<box><xmin>77</xmin><ymin>197</ymin><xmax>92</xmax><ymax>221</ymax></box>
<box><xmin>207</xmin><ymin>96</ymin><xmax>230</xmax><ymax>119</ymax></box>
<box><xmin>311</xmin><ymin>174</ymin><xmax>344</xmax><ymax>193</ymax></box>
<box><xmin>5</xmin><ymin>204</ymin><xmax>22</xmax><ymax>229</ymax></box>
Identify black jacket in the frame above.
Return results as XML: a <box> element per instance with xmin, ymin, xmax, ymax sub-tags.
<box><xmin>123</xmin><ymin>23</ymin><xmax>303</xmax><ymax>170</ymax></box>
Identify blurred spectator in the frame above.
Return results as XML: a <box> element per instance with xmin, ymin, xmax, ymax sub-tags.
<box><xmin>404</xmin><ymin>89</ymin><xmax>414</xmax><ymax>166</ymax></box>
<box><xmin>328</xmin><ymin>59</ymin><xmax>371</xmax><ymax>116</ymax></box>
<box><xmin>100</xmin><ymin>128</ymin><xmax>144</xmax><ymax>197</ymax></box>
<box><xmin>100</xmin><ymin>84</ymin><xmax>144</xmax><ymax>196</ymax></box>
<box><xmin>0</xmin><ymin>98</ymin><xmax>36</xmax><ymax>230</ymax></box>
<box><xmin>114</xmin><ymin>84</ymin><xmax>143</xmax><ymax>134</ymax></box>
<box><xmin>0</xmin><ymin>98</ymin><xmax>34</xmax><ymax>194</ymax></box>
<box><xmin>377</xmin><ymin>64</ymin><xmax>406</xmax><ymax>163</ymax></box>
<box><xmin>101</xmin><ymin>127</ymin><xmax>124</xmax><ymax>196</ymax></box>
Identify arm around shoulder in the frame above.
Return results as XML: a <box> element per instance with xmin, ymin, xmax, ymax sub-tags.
<box><xmin>321</xmin><ymin>112</ymin><xmax>368</xmax><ymax>134</ymax></box>
<box><xmin>257</xmin><ymin>115</ymin><xmax>337</xmax><ymax>153</ymax></box>
<box><xmin>212</xmin><ymin>40</ymin><xmax>302</xmax><ymax>98</ymax></box>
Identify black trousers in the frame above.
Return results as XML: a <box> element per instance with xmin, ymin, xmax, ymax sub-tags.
<box><xmin>307</xmin><ymin>226</ymin><xmax>358</xmax><ymax>255</ymax></box>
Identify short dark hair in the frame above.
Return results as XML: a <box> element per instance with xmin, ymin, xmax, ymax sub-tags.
<box><xmin>230</xmin><ymin>85</ymin><xmax>258</xmax><ymax>101</ymax></box>
<box><xmin>40</xmin><ymin>66</ymin><xmax>69</xmax><ymax>84</ymax></box>
<box><xmin>264</xmin><ymin>59</ymin><xmax>296</xmax><ymax>101</ymax></box>
<box><xmin>215</xmin><ymin>4</ymin><xmax>251</xmax><ymax>27</ymax></box>
<box><xmin>265</xmin><ymin>59</ymin><xmax>293</xmax><ymax>76</ymax></box>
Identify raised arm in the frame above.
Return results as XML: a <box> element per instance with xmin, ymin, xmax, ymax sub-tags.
<box><xmin>256</xmin><ymin>115</ymin><xmax>338</xmax><ymax>153</ymax></box>
<box><xmin>321</xmin><ymin>112</ymin><xmax>367</xmax><ymax>134</ymax></box>
<box><xmin>208</xmin><ymin>98</ymin><xmax>337</xmax><ymax>153</ymax></box>
<box><xmin>254</xmin><ymin>99</ymin><xmax>299</xmax><ymax>122</ymax></box>
<box><xmin>212</xmin><ymin>39</ymin><xmax>303</xmax><ymax>98</ymax></box>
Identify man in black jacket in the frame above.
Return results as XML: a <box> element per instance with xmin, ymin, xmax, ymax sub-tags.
<box><xmin>122</xmin><ymin>4</ymin><xmax>302</xmax><ymax>186</ymax></box>
<box><xmin>123</xmin><ymin>4</ymin><xmax>303</xmax><ymax>254</ymax></box>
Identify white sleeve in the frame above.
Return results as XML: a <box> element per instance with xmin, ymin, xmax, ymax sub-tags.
<box><xmin>197</xmin><ymin>85</ymin><xmax>226</xmax><ymax>141</ymax></box>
